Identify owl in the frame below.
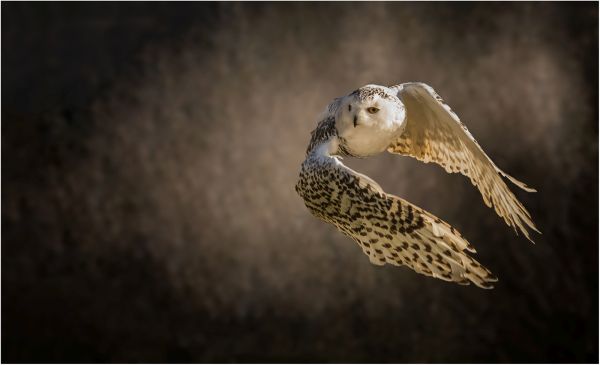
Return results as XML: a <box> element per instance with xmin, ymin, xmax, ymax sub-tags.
<box><xmin>295</xmin><ymin>82</ymin><xmax>539</xmax><ymax>289</ymax></box>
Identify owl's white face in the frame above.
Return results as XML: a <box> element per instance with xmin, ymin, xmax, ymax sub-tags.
<box><xmin>335</xmin><ymin>85</ymin><xmax>406</xmax><ymax>156</ymax></box>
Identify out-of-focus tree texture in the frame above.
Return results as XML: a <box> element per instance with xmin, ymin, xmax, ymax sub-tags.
<box><xmin>2</xmin><ymin>2</ymin><xmax>598</xmax><ymax>363</ymax></box>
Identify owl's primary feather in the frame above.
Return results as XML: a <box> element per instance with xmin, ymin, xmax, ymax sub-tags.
<box><xmin>295</xmin><ymin>83</ymin><xmax>538</xmax><ymax>288</ymax></box>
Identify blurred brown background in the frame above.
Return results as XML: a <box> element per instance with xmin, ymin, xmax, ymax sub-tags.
<box><xmin>2</xmin><ymin>2</ymin><xmax>598</xmax><ymax>363</ymax></box>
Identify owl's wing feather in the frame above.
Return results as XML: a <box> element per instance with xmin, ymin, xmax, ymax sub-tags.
<box><xmin>305</xmin><ymin>98</ymin><xmax>345</xmax><ymax>155</ymax></box>
<box><xmin>296</xmin><ymin>153</ymin><xmax>498</xmax><ymax>289</ymax></box>
<box><xmin>388</xmin><ymin>82</ymin><xmax>539</xmax><ymax>241</ymax></box>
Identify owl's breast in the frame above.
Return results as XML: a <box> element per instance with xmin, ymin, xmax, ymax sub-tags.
<box><xmin>339</xmin><ymin>122</ymin><xmax>404</xmax><ymax>157</ymax></box>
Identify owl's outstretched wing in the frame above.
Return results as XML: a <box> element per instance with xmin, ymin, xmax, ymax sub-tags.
<box><xmin>296</xmin><ymin>154</ymin><xmax>498</xmax><ymax>289</ymax></box>
<box><xmin>388</xmin><ymin>82</ymin><xmax>539</xmax><ymax>241</ymax></box>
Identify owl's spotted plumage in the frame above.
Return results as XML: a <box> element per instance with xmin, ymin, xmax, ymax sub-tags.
<box><xmin>295</xmin><ymin>83</ymin><xmax>539</xmax><ymax>288</ymax></box>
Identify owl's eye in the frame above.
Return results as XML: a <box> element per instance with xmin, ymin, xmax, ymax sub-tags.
<box><xmin>348</xmin><ymin>105</ymin><xmax>352</xmax><ymax>111</ymax></box>
<box><xmin>367</xmin><ymin>107</ymin><xmax>380</xmax><ymax>114</ymax></box>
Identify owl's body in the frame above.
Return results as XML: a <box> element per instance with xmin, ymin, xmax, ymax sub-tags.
<box><xmin>295</xmin><ymin>83</ymin><xmax>539</xmax><ymax>289</ymax></box>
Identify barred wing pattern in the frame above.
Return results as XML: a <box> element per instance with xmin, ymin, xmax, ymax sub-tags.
<box><xmin>295</xmin><ymin>152</ymin><xmax>498</xmax><ymax>289</ymax></box>
<box><xmin>389</xmin><ymin>83</ymin><xmax>539</xmax><ymax>241</ymax></box>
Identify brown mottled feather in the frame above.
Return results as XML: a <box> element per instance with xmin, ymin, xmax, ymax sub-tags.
<box><xmin>296</xmin><ymin>131</ymin><xmax>498</xmax><ymax>289</ymax></box>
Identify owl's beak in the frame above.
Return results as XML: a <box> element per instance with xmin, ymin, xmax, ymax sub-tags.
<box><xmin>353</xmin><ymin>115</ymin><xmax>358</xmax><ymax>127</ymax></box>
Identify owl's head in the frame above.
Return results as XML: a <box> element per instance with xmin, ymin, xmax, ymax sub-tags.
<box><xmin>335</xmin><ymin>84</ymin><xmax>406</xmax><ymax>157</ymax></box>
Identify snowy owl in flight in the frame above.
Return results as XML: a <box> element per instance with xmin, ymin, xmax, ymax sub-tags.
<box><xmin>295</xmin><ymin>83</ymin><xmax>539</xmax><ymax>289</ymax></box>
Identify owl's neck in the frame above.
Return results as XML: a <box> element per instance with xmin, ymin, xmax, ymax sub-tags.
<box><xmin>305</xmin><ymin>137</ymin><xmax>385</xmax><ymax>195</ymax></box>
<box><xmin>313</xmin><ymin>137</ymin><xmax>340</xmax><ymax>158</ymax></box>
